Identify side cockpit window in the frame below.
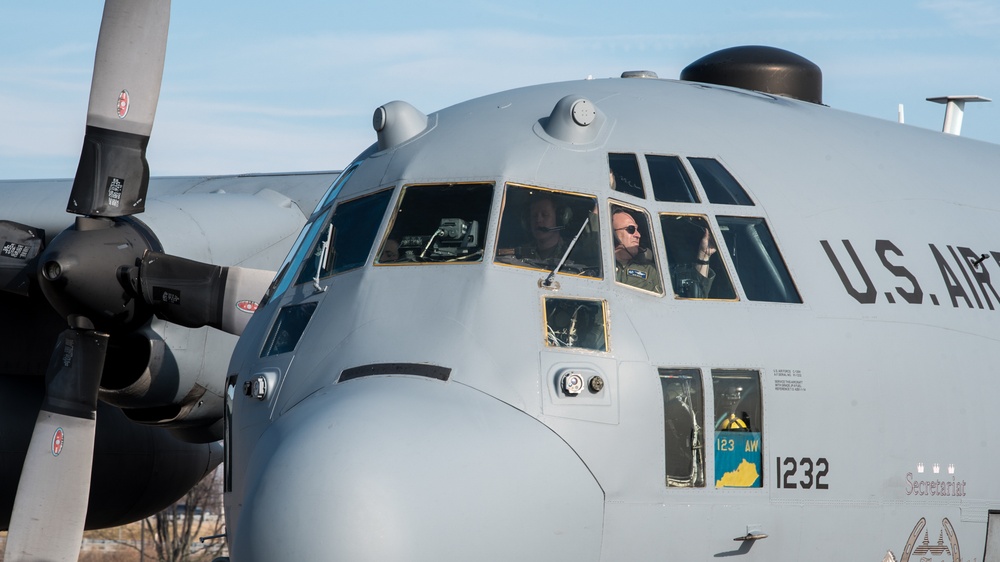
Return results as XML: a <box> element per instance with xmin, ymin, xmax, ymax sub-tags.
<box><xmin>495</xmin><ymin>185</ymin><xmax>601</xmax><ymax>278</ymax></box>
<box><xmin>378</xmin><ymin>183</ymin><xmax>493</xmax><ymax>264</ymax></box>
<box><xmin>717</xmin><ymin>217</ymin><xmax>801</xmax><ymax>303</ymax></box>
<box><xmin>296</xmin><ymin>189</ymin><xmax>394</xmax><ymax>285</ymax></box>
<box><xmin>611</xmin><ymin>203</ymin><xmax>662</xmax><ymax>294</ymax></box>
<box><xmin>659</xmin><ymin>214</ymin><xmax>736</xmax><ymax>300</ymax></box>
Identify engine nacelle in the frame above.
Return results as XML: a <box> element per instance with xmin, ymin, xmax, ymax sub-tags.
<box><xmin>99</xmin><ymin>321</ymin><xmax>236</xmax><ymax>443</ymax></box>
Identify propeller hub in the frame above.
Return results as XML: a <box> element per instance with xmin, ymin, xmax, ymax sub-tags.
<box><xmin>37</xmin><ymin>216</ymin><xmax>161</xmax><ymax>333</ymax></box>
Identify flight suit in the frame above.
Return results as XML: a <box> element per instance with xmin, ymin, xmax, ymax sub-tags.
<box><xmin>670</xmin><ymin>263</ymin><xmax>716</xmax><ymax>298</ymax></box>
<box><xmin>615</xmin><ymin>257</ymin><xmax>662</xmax><ymax>293</ymax></box>
<box><xmin>517</xmin><ymin>238</ymin><xmax>568</xmax><ymax>264</ymax></box>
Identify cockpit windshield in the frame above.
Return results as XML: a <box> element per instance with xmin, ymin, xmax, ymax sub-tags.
<box><xmin>717</xmin><ymin>216</ymin><xmax>801</xmax><ymax>303</ymax></box>
<box><xmin>296</xmin><ymin>189</ymin><xmax>394</xmax><ymax>285</ymax></box>
<box><xmin>494</xmin><ymin>184</ymin><xmax>601</xmax><ymax>278</ymax></box>
<box><xmin>377</xmin><ymin>183</ymin><xmax>493</xmax><ymax>264</ymax></box>
<box><xmin>660</xmin><ymin>214</ymin><xmax>737</xmax><ymax>300</ymax></box>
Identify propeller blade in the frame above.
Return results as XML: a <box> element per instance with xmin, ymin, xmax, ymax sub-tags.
<box><xmin>0</xmin><ymin>220</ymin><xmax>45</xmax><ymax>296</ymax></box>
<box><xmin>67</xmin><ymin>0</ymin><xmax>171</xmax><ymax>218</ymax></box>
<box><xmin>134</xmin><ymin>251</ymin><xmax>274</xmax><ymax>336</ymax></box>
<box><xmin>4</xmin><ymin>328</ymin><xmax>108</xmax><ymax>562</ymax></box>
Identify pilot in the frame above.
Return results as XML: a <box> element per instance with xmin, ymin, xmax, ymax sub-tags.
<box><xmin>612</xmin><ymin>210</ymin><xmax>662</xmax><ymax>292</ymax></box>
<box><xmin>518</xmin><ymin>195</ymin><xmax>568</xmax><ymax>263</ymax></box>
<box><xmin>670</xmin><ymin>227</ymin><xmax>716</xmax><ymax>298</ymax></box>
<box><xmin>380</xmin><ymin>238</ymin><xmax>400</xmax><ymax>262</ymax></box>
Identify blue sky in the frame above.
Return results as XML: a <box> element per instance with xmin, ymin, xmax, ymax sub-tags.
<box><xmin>2</xmin><ymin>1</ymin><xmax>999</xmax><ymax>179</ymax></box>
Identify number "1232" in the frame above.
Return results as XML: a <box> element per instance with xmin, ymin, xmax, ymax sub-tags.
<box><xmin>775</xmin><ymin>457</ymin><xmax>829</xmax><ymax>489</ymax></box>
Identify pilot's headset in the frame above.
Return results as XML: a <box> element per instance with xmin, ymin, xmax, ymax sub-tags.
<box><xmin>521</xmin><ymin>194</ymin><xmax>573</xmax><ymax>234</ymax></box>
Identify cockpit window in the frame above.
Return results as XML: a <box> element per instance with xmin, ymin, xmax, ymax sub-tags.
<box><xmin>647</xmin><ymin>155</ymin><xmax>699</xmax><ymax>203</ymax></box>
<box><xmin>262</xmin><ymin>208</ymin><xmax>331</xmax><ymax>304</ymax></box>
<box><xmin>378</xmin><ymin>183</ymin><xmax>493</xmax><ymax>264</ymax></box>
<box><xmin>659</xmin><ymin>214</ymin><xmax>736</xmax><ymax>300</ymax></box>
<box><xmin>494</xmin><ymin>184</ymin><xmax>601</xmax><ymax>278</ymax></box>
<box><xmin>312</xmin><ymin>162</ymin><xmax>360</xmax><ymax>215</ymax></box>
<box><xmin>609</xmin><ymin>153</ymin><xmax>645</xmax><ymax>198</ymax></box>
<box><xmin>263</xmin><ymin>167</ymin><xmax>367</xmax><ymax>304</ymax></box>
<box><xmin>689</xmin><ymin>158</ymin><xmax>754</xmax><ymax>206</ymax></box>
<box><xmin>296</xmin><ymin>189</ymin><xmax>393</xmax><ymax>285</ymax></box>
<box><xmin>717</xmin><ymin>216</ymin><xmax>801</xmax><ymax>303</ymax></box>
<box><xmin>611</xmin><ymin>203</ymin><xmax>662</xmax><ymax>294</ymax></box>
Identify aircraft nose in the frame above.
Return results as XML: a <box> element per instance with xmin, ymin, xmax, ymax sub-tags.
<box><xmin>230</xmin><ymin>375</ymin><xmax>604</xmax><ymax>561</ymax></box>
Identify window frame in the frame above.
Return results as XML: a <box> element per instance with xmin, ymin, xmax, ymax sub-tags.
<box><xmin>493</xmin><ymin>183</ymin><xmax>603</xmax><ymax>279</ymax></box>
<box><xmin>294</xmin><ymin>187</ymin><xmax>395</xmax><ymax>285</ymax></box>
<box><xmin>659</xmin><ymin>367</ymin><xmax>706</xmax><ymax>488</ymax></box>
<box><xmin>609</xmin><ymin>199</ymin><xmax>664</xmax><ymax>295</ymax></box>
<box><xmin>541</xmin><ymin>295</ymin><xmax>609</xmax><ymax>352</ymax></box>
<box><xmin>711</xmin><ymin>368</ymin><xmax>765</xmax><ymax>489</ymax></box>
<box><xmin>646</xmin><ymin>154</ymin><xmax>700</xmax><ymax>204</ymax></box>
<box><xmin>658</xmin><ymin>212</ymin><xmax>739</xmax><ymax>302</ymax></box>
<box><xmin>377</xmin><ymin>181</ymin><xmax>495</xmax><ymax>266</ymax></box>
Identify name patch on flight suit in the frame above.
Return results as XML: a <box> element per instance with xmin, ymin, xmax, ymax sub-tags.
<box><xmin>627</xmin><ymin>268</ymin><xmax>647</xmax><ymax>279</ymax></box>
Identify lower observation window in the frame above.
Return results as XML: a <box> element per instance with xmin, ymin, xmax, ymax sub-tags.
<box><xmin>543</xmin><ymin>297</ymin><xmax>607</xmax><ymax>351</ymax></box>
<box><xmin>260</xmin><ymin>302</ymin><xmax>318</xmax><ymax>357</ymax></box>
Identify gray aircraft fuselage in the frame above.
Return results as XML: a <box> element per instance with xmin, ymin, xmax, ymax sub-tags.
<box><xmin>224</xmin><ymin>75</ymin><xmax>1000</xmax><ymax>560</ymax></box>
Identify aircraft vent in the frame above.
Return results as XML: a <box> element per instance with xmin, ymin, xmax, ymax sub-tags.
<box><xmin>680</xmin><ymin>45</ymin><xmax>823</xmax><ymax>104</ymax></box>
<box><xmin>621</xmin><ymin>70</ymin><xmax>658</xmax><ymax>79</ymax></box>
<box><xmin>339</xmin><ymin>363</ymin><xmax>451</xmax><ymax>382</ymax></box>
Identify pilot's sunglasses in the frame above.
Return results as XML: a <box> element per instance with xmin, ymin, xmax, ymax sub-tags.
<box><xmin>614</xmin><ymin>225</ymin><xmax>638</xmax><ymax>234</ymax></box>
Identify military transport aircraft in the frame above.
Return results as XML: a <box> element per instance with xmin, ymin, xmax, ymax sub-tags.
<box><xmin>5</xmin><ymin>1</ymin><xmax>1000</xmax><ymax>562</ymax></box>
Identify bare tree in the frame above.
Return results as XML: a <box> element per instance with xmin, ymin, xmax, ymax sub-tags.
<box><xmin>147</xmin><ymin>467</ymin><xmax>226</xmax><ymax>562</ymax></box>
<box><xmin>110</xmin><ymin>467</ymin><xmax>226</xmax><ymax>561</ymax></box>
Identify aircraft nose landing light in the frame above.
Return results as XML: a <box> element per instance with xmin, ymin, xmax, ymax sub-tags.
<box><xmin>557</xmin><ymin>368</ymin><xmax>603</xmax><ymax>397</ymax></box>
<box><xmin>561</xmin><ymin>371</ymin><xmax>586</xmax><ymax>395</ymax></box>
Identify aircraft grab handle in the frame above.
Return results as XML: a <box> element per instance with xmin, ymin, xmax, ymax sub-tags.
<box><xmin>733</xmin><ymin>532</ymin><xmax>769</xmax><ymax>541</ymax></box>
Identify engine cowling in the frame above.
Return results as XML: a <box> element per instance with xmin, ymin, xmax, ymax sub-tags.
<box><xmin>99</xmin><ymin>322</ymin><xmax>236</xmax><ymax>443</ymax></box>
